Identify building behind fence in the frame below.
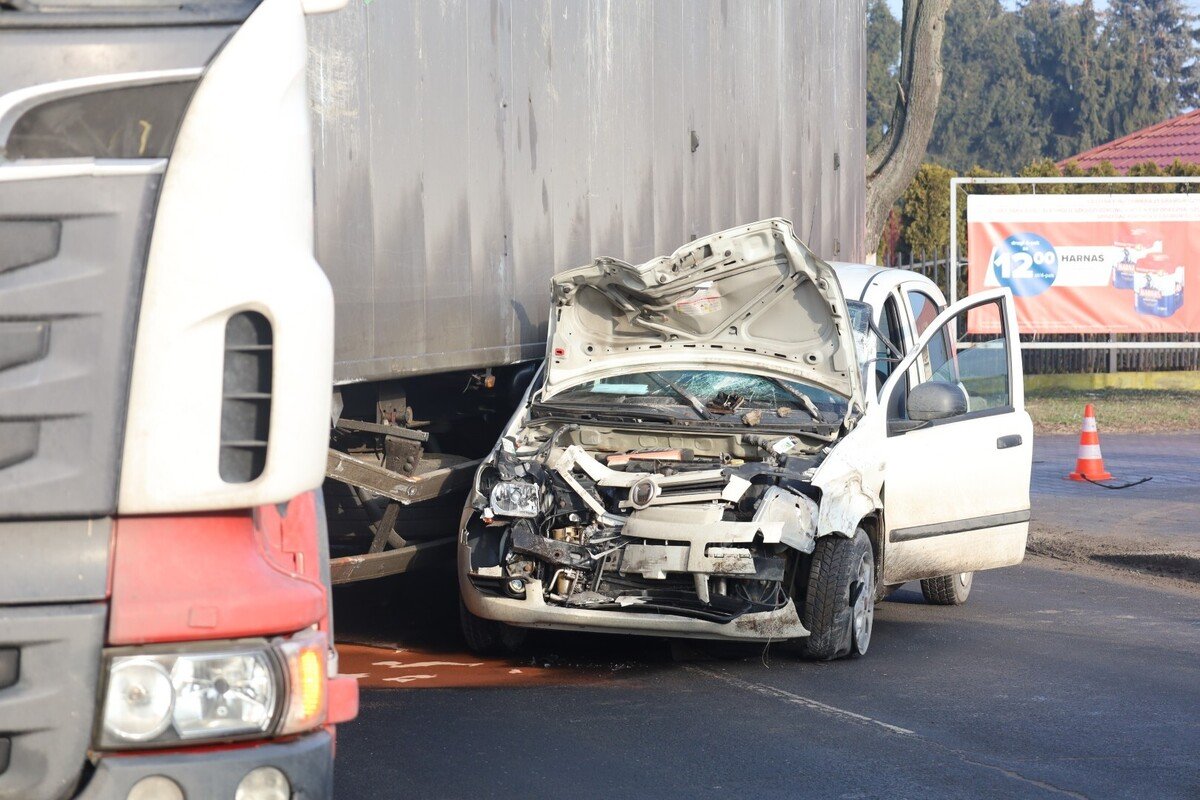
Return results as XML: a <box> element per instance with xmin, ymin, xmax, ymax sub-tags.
<box><xmin>882</xmin><ymin>250</ymin><xmax>1200</xmax><ymax>375</ymax></box>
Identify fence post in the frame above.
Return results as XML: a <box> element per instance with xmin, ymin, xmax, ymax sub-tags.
<box><xmin>1108</xmin><ymin>333</ymin><xmax>1117</xmax><ymax>374</ymax></box>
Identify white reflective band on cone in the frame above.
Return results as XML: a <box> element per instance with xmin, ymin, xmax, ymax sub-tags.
<box><xmin>1082</xmin><ymin>418</ymin><xmax>1098</xmax><ymax>432</ymax></box>
<box><xmin>1076</xmin><ymin>445</ymin><xmax>1103</xmax><ymax>459</ymax></box>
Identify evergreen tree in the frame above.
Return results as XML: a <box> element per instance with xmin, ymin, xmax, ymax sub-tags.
<box><xmin>927</xmin><ymin>0</ymin><xmax>1049</xmax><ymax>172</ymax></box>
<box><xmin>870</xmin><ymin>0</ymin><xmax>1200</xmax><ymax>253</ymax></box>
<box><xmin>920</xmin><ymin>0</ymin><xmax>1200</xmax><ymax>171</ymax></box>
<box><xmin>1102</xmin><ymin>0</ymin><xmax>1200</xmax><ymax>140</ymax></box>
<box><xmin>865</xmin><ymin>0</ymin><xmax>901</xmax><ymax>151</ymax></box>
<box><xmin>1020</xmin><ymin>0</ymin><xmax>1108</xmax><ymax>160</ymax></box>
<box><xmin>900</xmin><ymin>162</ymin><xmax>958</xmax><ymax>256</ymax></box>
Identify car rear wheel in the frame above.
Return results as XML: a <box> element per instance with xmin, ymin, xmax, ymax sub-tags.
<box><xmin>459</xmin><ymin>598</ymin><xmax>528</xmax><ymax>655</ymax></box>
<box><xmin>920</xmin><ymin>572</ymin><xmax>974</xmax><ymax>605</ymax></box>
<box><xmin>793</xmin><ymin>528</ymin><xmax>875</xmax><ymax>660</ymax></box>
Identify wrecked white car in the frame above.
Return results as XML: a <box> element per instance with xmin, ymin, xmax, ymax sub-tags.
<box><xmin>459</xmin><ymin>218</ymin><xmax>1033</xmax><ymax>660</ymax></box>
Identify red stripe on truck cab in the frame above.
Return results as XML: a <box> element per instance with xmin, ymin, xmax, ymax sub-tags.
<box><xmin>108</xmin><ymin>493</ymin><xmax>328</xmax><ymax>645</ymax></box>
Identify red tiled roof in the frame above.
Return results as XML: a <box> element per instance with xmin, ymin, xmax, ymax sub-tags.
<box><xmin>1058</xmin><ymin>108</ymin><xmax>1200</xmax><ymax>173</ymax></box>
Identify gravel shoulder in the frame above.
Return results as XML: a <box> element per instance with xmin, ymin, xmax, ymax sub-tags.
<box><xmin>1027</xmin><ymin>531</ymin><xmax>1200</xmax><ymax>592</ymax></box>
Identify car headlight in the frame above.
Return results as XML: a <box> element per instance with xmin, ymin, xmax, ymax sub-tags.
<box><xmin>488</xmin><ymin>480</ymin><xmax>541</xmax><ymax>518</ymax></box>
<box><xmin>97</xmin><ymin>631</ymin><xmax>327</xmax><ymax>749</ymax></box>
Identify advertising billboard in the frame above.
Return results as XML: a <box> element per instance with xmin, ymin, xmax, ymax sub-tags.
<box><xmin>966</xmin><ymin>193</ymin><xmax>1199</xmax><ymax>334</ymax></box>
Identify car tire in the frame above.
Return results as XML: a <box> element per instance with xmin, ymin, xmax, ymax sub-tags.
<box><xmin>459</xmin><ymin>598</ymin><xmax>528</xmax><ymax>655</ymax></box>
<box><xmin>920</xmin><ymin>572</ymin><xmax>974</xmax><ymax>605</ymax></box>
<box><xmin>794</xmin><ymin>528</ymin><xmax>875</xmax><ymax>661</ymax></box>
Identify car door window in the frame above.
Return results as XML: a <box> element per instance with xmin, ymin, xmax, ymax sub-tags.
<box><xmin>874</xmin><ymin>297</ymin><xmax>904</xmax><ymax>393</ymax></box>
<box><xmin>876</xmin><ymin>296</ymin><xmax>910</xmax><ymax>420</ymax></box>
<box><xmin>906</xmin><ymin>289</ymin><xmax>940</xmax><ymax>335</ymax></box>
<box><xmin>895</xmin><ymin>297</ymin><xmax>1012</xmax><ymax>417</ymax></box>
<box><xmin>906</xmin><ymin>290</ymin><xmax>952</xmax><ymax>381</ymax></box>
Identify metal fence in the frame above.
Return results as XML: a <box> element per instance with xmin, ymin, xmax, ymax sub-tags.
<box><xmin>881</xmin><ymin>249</ymin><xmax>1200</xmax><ymax>375</ymax></box>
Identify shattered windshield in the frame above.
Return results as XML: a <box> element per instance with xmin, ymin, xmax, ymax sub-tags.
<box><xmin>544</xmin><ymin>369</ymin><xmax>845</xmax><ymax>423</ymax></box>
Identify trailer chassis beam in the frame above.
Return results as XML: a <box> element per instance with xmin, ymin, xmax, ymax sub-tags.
<box><xmin>325</xmin><ymin>449</ymin><xmax>480</xmax><ymax>506</ymax></box>
<box><xmin>330</xmin><ymin>536</ymin><xmax>456</xmax><ymax>584</ymax></box>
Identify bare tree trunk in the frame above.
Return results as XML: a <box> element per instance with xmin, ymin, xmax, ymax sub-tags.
<box><xmin>865</xmin><ymin>0</ymin><xmax>952</xmax><ymax>256</ymax></box>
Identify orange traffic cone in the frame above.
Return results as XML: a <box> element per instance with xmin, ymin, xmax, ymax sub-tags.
<box><xmin>1068</xmin><ymin>403</ymin><xmax>1113</xmax><ymax>481</ymax></box>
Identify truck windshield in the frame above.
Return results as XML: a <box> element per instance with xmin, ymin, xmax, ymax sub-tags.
<box><xmin>546</xmin><ymin>369</ymin><xmax>845</xmax><ymax>422</ymax></box>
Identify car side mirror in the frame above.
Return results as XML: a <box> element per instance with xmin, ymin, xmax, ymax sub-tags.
<box><xmin>907</xmin><ymin>381</ymin><xmax>969</xmax><ymax>422</ymax></box>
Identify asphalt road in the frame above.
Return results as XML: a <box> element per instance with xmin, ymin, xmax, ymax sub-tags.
<box><xmin>1030</xmin><ymin>434</ymin><xmax>1200</xmax><ymax>584</ymax></box>
<box><xmin>1032</xmin><ymin>432</ymin><xmax>1200</xmax><ymax>548</ymax></box>
<box><xmin>332</xmin><ymin>556</ymin><xmax>1200</xmax><ymax>799</ymax></box>
<box><xmin>330</xmin><ymin>432</ymin><xmax>1200</xmax><ymax>798</ymax></box>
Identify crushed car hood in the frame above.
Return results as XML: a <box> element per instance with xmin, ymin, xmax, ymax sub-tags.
<box><xmin>545</xmin><ymin>218</ymin><xmax>862</xmax><ymax>404</ymax></box>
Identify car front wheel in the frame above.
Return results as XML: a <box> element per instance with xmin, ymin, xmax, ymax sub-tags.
<box><xmin>459</xmin><ymin>598</ymin><xmax>528</xmax><ymax>655</ymax></box>
<box><xmin>920</xmin><ymin>572</ymin><xmax>974</xmax><ymax>605</ymax></box>
<box><xmin>794</xmin><ymin>528</ymin><xmax>875</xmax><ymax>660</ymax></box>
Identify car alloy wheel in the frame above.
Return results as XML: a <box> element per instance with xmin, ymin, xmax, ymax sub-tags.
<box><xmin>851</xmin><ymin>551</ymin><xmax>875</xmax><ymax>655</ymax></box>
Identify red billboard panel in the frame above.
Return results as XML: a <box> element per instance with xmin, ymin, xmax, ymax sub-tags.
<box><xmin>966</xmin><ymin>193</ymin><xmax>1198</xmax><ymax>334</ymax></box>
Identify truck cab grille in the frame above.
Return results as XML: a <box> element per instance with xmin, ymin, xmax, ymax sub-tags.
<box><xmin>0</xmin><ymin>603</ymin><xmax>105</xmax><ymax>800</ymax></box>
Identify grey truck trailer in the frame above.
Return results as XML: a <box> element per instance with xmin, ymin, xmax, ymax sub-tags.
<box><xmin>309</xmin><ymin>0</ymin><xmax>869</xmax><ymax>583</ymax></box>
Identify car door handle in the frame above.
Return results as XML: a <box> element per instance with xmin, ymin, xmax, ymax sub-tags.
<box><xmin>996</xmin><ymin>434</ymin><xmax>1023</xmax><ymax>449</ymax></box>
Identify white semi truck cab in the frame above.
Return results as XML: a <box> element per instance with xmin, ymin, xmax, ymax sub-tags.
<box><xmin>0</xmin><ymin>1</ymin><xmax>357</xmax><ymax>797</ymax></box>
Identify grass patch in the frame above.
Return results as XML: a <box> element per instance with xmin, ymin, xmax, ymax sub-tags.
<box><xmin>1025</xmin><ymin>387</ymin><xmax>1200</xmax><ymax>434</ymax></box>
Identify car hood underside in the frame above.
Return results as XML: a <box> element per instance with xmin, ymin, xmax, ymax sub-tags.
<box><xmin>544</xmin><ymin>218</ymin><xmax>861</xmax><ymax>404</ymax></box>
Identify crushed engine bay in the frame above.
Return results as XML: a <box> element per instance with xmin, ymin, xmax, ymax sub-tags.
<box><xmin>463</xmin><ymin>419</ymin><xmax>831</xmax><ymax>625</ymax></box>
<box><xmin>459</xmin><ymin>218</ymin><xmax>876</xmax><ymax>641</ymax></box>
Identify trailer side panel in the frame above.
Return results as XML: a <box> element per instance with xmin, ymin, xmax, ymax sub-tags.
<box><xmin>308</xmin><ymin>0</ymin><xmax>867</xmax><ymax>385</ymax></box>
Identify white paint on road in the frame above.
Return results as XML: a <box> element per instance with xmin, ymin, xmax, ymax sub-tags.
<box><xmin>373</xmin><ymin>660</ymin><xmax>484</xmax><ymax>669</ymax></box>
<box><xmin>684</xmin><ymin>665</ymin><xmax>916</xmax><ymax>736</ymax></box>
<box><xmin>686</xmin><ymin>662</ymin><xmax>1095</xmax><ymax>798</ymax></box>
<box><xmin>393</xmin><ymin>661</ymin><xmax>484</xmax><ymax>669</ymax></box>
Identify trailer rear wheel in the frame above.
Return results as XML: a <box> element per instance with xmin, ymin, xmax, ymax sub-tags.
<box><xmin>459</xmin><ymin>598</ymin><xmax>528</xmax><ymax>655</ymax></box>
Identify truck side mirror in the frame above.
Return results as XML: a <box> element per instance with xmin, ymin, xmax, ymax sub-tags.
<box><xmin>907</xmin><ymin>381</ymin><xmax>968</xmax><ymax>422</ymax></box>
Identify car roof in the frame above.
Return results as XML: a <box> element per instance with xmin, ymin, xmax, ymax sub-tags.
<box><xmin>830</xmin><ymin>261</ymin><xmax>946</xmax><ymax>307</ymax></box>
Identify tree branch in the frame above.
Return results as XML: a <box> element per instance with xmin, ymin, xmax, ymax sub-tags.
<box><xmin>865</xmin><ymin>0</ymin><xmax>951</xmax><ymax>256</ymax></box>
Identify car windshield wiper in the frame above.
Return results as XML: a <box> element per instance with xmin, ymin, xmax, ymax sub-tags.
<box><xmin>763</xmin><ymin>377</ymin><xmax>823</xmax><ymax>421</ymax></box>
<box><xmin>645</xmin><ymin>373</ymin><xmax>714</xmax><ymax>420</ymax></box>
<box><xmin>531</xmin><ymin>401</ymin><xmax>679</xmax><ymax>424</ymax></box>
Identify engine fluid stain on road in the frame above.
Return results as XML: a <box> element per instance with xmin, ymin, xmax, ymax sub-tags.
<box><xmin>335</xmin><ymin>642</ymin><xmax>612</xmax><ymax>688</ymax></box>
<box><xmin>332</xmin><ymin>568</ymin><xmax>711</xmax><ymax>689</ymax></box>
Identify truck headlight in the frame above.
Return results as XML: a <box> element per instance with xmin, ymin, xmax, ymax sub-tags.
<box><xmin>102</xmin><ymin>659</ymin><xmax>175</xmax><ymax>742</ymax></box>
<box><xmin>489</xmin><ymin>480</ymin><xmax>541</xmax><ymax>518</ymax></box>
<box><xmin>169</xmin><ymin>651</ymin><xmax>276</xmax><ymax>739</ymax></box>
<box><xmin>98</xmin><ymin>632</ymin><xmax>327</xmax><ymax>749</ymax></box>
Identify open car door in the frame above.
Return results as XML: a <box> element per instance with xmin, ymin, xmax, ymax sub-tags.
<box><xmin>877</xmin><ymin>288</ymin><xmax>1032</xmax><ymax>585</ymax></box>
